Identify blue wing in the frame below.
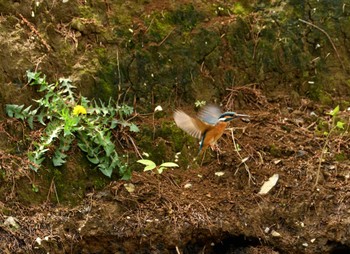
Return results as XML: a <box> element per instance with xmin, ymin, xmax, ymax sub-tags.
<box><xmin>198</xmin><ymin>104</ymin><xmax>222</xmax><ymax>125</ymax></box>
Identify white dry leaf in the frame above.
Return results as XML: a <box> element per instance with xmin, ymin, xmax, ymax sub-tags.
<box><xmin>258</xmin><ymin>173</ymin><xmax>279</xmax><ymax>195</ymax></box>
<box><xmin>273</xmin><ymin>159</ymin><xmax>282</xmax><ymax>165</ymax></box>
<box><xmin>35</xmin><ymin>237</ymin><xmax>42</xmax><ymax>245</ymax></box>
<box><xmin>184</xmin><ymin>183</ymin><xmax>192</xmax><ymax>189</ymax></box>
<box><xmin>154</xmin><ymin>105</ymin><xmax>163</xmax><ymax>112</ymax></box>
<box><xmin>241</xmin><ymin>157</ymin><xmax>249</xmax><ymax>163</ymax></box>
<box><xmin>215</xmin><ymin>171</ymin><xmax>225</xmax><ymax>177</ymax></box>
<box><xmin>271</xmin><ymin>230</ymin><xmax>281</xmax><ymax>237</ymax></box>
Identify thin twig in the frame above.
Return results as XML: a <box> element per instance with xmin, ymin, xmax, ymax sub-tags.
<box><xmin>19</xmin><ymin>14</ymin><xmax>51</xmax><ymax>52</ymax></box>
<box><xmin>230</xmin><ymin>128</ymin><xmax>255</xmax><ymax>185</ymax></box>
<box><xmin>313</xmin><ymin>125</ymin><xmax>334</xmax><ymax>189</ymax></box>
<box><xmin>298</xmin><ymin>18</ymin><xmax>345</xmax><ymax>70</ymax></box>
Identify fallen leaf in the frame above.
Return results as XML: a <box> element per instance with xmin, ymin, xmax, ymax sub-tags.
<box><xmin>271</xmin><ymin>230</ymin><xmax>281</xmax><ymax>237</ymax></box>
<box><xmin>241</xmin><ymin>157</ymin><xmax>249</xmax><ymax>163</ymax></box>
<box><xmin>258</xmin><ymin>173</ymin><xmax>279</xmax><ymax>195</ymax></box>
<box><xmin>215</xmin><ymin>171</ymin><xmax>225</xmax><ymax>177</ymax></box>
<box><xmin>124</xmin><ymin>183</ymin><xmax>135</xmax><ymax>193</ymax></box>
<box><xmin>184</xmin><ymin>183</ymin><xmax>192</xmax><ymax>189</ymax></box>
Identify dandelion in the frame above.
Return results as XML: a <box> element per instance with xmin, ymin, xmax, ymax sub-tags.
<box><xmin>72</xmin><ymin>105</ymin><xmax>87</xmax><ymax>116</ymax></box>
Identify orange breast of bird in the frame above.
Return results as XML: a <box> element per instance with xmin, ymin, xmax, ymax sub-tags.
<box><xmin>202</xmin><ymin>121</ymin><xmax>228</xmax><ymax>150</ymax></box>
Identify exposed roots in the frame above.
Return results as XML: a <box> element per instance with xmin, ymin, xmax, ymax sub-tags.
<box><xmin>223</xmin><ymin>84</ymin><xmax>268</xmax><ymax>110</ymax></box>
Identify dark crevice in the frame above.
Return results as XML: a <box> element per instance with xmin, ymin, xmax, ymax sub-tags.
<box><xmin>183</xmin><ymin>233</ymin><xmax>265</xmax><ymax>254</ymax></box>
<box><xmin>327</xmin><ymin>241</ymin><xmax>350</xmax><ymax>254</ymax></box>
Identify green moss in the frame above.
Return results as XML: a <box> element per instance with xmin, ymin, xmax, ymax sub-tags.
<box><xmin>78</xmin><ymin>5</ymin><xmax>98</xmax><ymax>19</ymax></box>
<box><xmin>269</xmin><ymin>144</ymin><xmax>282</xmax><ymax>157</ymax></box>
<box><xmin>232</xmin><ymin>3</ymin><xmax>248</xmax><ymax>15</ymax></box>
<box><xmin>318</xmin><ymin>92</ymin><xmax>333</xmax><ymax>106</ymax></box>
<box><xmin>335</xmin><ymin>152</ymin><xmax>347</xmax><ymax>162</ymax></box>
<box><xmin>136</xmin><ymin>120</ymin><xmax>199</xmax><ymax>169</ymax></box>
<box><xmin>168</xmin><ymin>4</ymin><xmax>205</xmax><ymax>31</ymax></box>
<box><xmin>147</xmin><ymin>14</ymin><xmax>175</xmax><ymax>42</ymax></box>
<box><xmin>92</xmin><ymin>47</ymin><xmax>126</xmax><ymax>102</ymax></box>
<box><xmin>13</xmin><ymin>151</ymin><xmax>112</xmax><ymax>206</ymax></box>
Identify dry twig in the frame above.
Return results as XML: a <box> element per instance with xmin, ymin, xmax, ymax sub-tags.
<box><xmin>19</xmin><ymin>14</ymin><xmax>51</xmax><ymax>52</ymax></box>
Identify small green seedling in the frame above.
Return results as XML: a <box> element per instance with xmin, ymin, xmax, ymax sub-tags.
<box><xmin>195</xmin><ymin>100</ymin><xmax>206</xmax><ymax>108</ymax></box>
<box><xmin>314</xmin><ymin>105</ymin><xmax>346</xmax><ymax>188</ymax></box>
<box><xmin>137</xmin><ymin>159</ymin><xmax>179</xmax><ymax>174</ymax></box>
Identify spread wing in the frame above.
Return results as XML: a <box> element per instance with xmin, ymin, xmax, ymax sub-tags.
<box><xmin>197</xmin><ymin>104</ymin><xmax>222</xmax><ymax>125</ymax></box>
<box><xmin>173</xmin><ymin>110</ymin><xmax>210</xmax><ymax>139</ymax></box>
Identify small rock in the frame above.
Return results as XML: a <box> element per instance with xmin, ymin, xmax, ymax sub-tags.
<box><xmin>296</xmin><ymin>150</ymin><xmax>307</xmax><ymax>158</ymax></box>
<box><xmin>184</xmin><ymin>183</ymin><xmax>192</xmax><ymax>189</ymax></box>
<box><xmin>4</xmin><ymin>216</ymin><xmax>20</xmax><ymax>229</ymax></box>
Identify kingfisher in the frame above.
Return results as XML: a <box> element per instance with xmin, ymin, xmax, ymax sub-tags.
<box><xmin>174</xmin><ymin>104</ymin><xmax>249</xmax><ymax>155</ymax></box>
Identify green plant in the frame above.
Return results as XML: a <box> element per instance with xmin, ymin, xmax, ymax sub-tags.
<box><xmin>195</xmin><ymin>100</ymin><xmax>206</xmax><ymax>108</ymax></box>
<box><xmin>314</xmin><ymin>105</ymin><xmax>345</xmax><ymax>188</ymax></box>
<box><xmin>6</xmin><ymin>71</ymin><xmax>139</xmax><ymax>179</ymax></box>
<box><xmin>137</xmin><ymin>159</ymin><xmax>178</xmax><ymax>174</ymax></box>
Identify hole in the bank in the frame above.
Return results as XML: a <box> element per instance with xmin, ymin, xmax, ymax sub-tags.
<box><xmin>327</xmin><ymin>241</ymin><xmax>350</xmax><ymax>254</ymax></box>
<box><xmin>213</xmin><ymin>234</ymin><xmax>261</xmax><ymax>253</ymax></box>
<box><xmin>183</xmin><ymin>233</ymin><xmax>262</xmax><ymax>254</ymax></box>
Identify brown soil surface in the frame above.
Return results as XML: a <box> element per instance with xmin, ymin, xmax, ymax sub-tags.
<box><xmin>1</xmin><ymin>99</ymin><xmax>349</xmax><ymax>254</ymax></box>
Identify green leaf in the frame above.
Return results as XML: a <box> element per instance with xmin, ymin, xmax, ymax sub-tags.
<box><xmin>27</xmin><ymin>116</ymin><xmax>34</xmax><ymax>129</ymax></box>
<box><xmin>120</xmin><ymin>105</ymin><xmax>133</xmax><ymax>116</ymax></box>
<box><xmin>97</xmin><ymin>157</ymin><xmax>113</xmax><ymax>177</ymax></box>
<box><xmin>110</xmin><ymin>119</ymin><xmax>119</xmax><ymax>129</ymax></box>
<box><xmin>26</xmin><ymin>70</ymin><xmax>37</xmax><ymax>82</ymax></box>
<box><xmin>53</xmin><ymin>150</ymin><xmax>67</xmax><ymax>166</ymax></box>
<box><xmin>104</xmin><ymin>143</ymin><xmax>115</xmax><ymax>157</ymax></box>
<box><xmin>87</xmin><ymin>156</ymin><xmax>99</xmax><ymax>164</ymax></box>
<box><xmin>137</xmin><ymin>159</ymin><xmax>156</xmax><ymax>167</ymax></box>
<box><xmin>36</xmin><ymin>111</ymin><xmax>47</xmax><ymax>126</ymax></box>
<box><xmin>138</xmin><ymin>159</ymin><xmax>157</xmax><ymax>171</ymax></box>
<box><xmin>6</xmin><ymin>104</ymin><xmax>24</xmax><ymax>119</ymax></box>
<box><xmin>144</xmin><ymin>164</ymin><xmax>156</xmax><ymax>171</ymax></box>
<box><xmin>159</xmin><ymin>162</ymin><xmax>179</xmax><ymax>168</ymax></box>
<box><xmin>5</xmin><ymin>104</ymin><xmax>20</xmax><ymax>117</ymax></box>
<box><xmin>28</xmin><ymin>150</ymin><xmax>46</xmax><ymax>172</ymax></box>
<box><xmin>98</xmin><ymin>164</ymin><xmax>113</xmax><ymax>177</ymax></box>
<box><xmin>32</xmin><ymin>184</ymin><xmax>39</xmax><ymax>193</ymax></box>
<box><xmin>22</xmin><ymin>105</ymin><xmax>32</xmax><ymax>115</ymax></box>
<box><xmin>129</xmin><ymin>123</ymin><xmax>140</xmax><ymax>132</ymax></box>
<box><xmin>336</xmin><ymin>121</ymin><xmax>345</xmax><ymax>130</ymax></box>
<box><xmin>157</xmin><ymin>167</ymin><xmax>164</xmax><ymax>174</ymax></box>
<box><xmin>77</xmin><ymin>142</ymin><xmax>88</xmax><ymax>152</ymax></box>
<box><xmin>328</xmin><ymin>105</ymin><xmax>339</xmax><ymax>116</ymax></box>
<box><xmin>121</xmin><ymin>167</ymin><xmax>132</xmax><ymax>180</ymax></box>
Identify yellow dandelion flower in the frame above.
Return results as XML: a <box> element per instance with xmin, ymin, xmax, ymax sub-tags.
<box><xmin>72</xmin><ymin>105</ymin><xmax>87</xmax><ymax>116</ymax></box>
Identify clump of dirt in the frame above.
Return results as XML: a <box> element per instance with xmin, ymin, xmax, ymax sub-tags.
<box><xmin>0</xmin><ymin>98</ymin><xmax>349</xmax><ymax>254</ymax></box>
